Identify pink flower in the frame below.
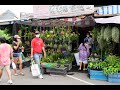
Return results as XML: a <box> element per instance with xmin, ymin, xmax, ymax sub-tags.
<box><xmin>94</xmin><ymin>53</ymin><xmax>97</xmax><ymax>56</ymax></box>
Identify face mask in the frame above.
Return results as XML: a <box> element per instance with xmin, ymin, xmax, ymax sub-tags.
<box><xmin>17</xmin><ymin>38</ymin><xmax>21</xmax><ymax>42</ymax></box>
<box><xmin>87</xmin><ymin>35</ymin><xmax>89</xmax><ymax>37</ymax></box>
<box><xmin>36</xmin><ymin>34</ymin><xmax>40</xmax><ymax>38</ymax></box>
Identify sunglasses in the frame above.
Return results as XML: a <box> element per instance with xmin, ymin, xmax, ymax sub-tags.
<box><xmin>35</xmin><ymin>33</ymin><xmax>39</xmax><ymax>34</ymax></box>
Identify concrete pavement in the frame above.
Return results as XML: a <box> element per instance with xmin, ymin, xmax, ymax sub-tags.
<box><xmin>0</xmin><ymin>67</ymin><xmax>120</xmax><ymax>85</ymax></box>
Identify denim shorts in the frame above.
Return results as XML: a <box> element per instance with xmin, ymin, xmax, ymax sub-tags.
<box><xmin>13</xmin><ymin>52</ymin><xmax>22</xmax><ymax>58</ymax></box>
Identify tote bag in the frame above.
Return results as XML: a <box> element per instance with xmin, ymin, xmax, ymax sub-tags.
<box><xmin>74</xmin><ymin>52</ymin><xmax>80</xmax><ymax>66</ymax></box>
<box><xmin>31</xmin><ymin>60</ymin><xmax>40</xmax><ymax>77</ymax></box>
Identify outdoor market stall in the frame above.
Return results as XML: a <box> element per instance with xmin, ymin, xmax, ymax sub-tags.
<box><xmin>88</xmin><ymin>15</ymin><xmax>120</xmax><ymax>83</ymax></box>
<box><xmin>12</xmin><ymin>5</ymin><xmax>96</xmax><ymax>75</ymax></box>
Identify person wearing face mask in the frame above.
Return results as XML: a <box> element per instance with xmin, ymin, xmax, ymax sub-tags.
<box><xmin>84</xmin><ymin>33</ymin><xmax>93</xmax><ymax>56</ymax></box>
<box><xmin>12</xmin><ymin>35</ymin><xmax>24</xmax><ymax>76</ymax></box>
<box><xmin>31</xmin><ymin>31</ymin><xmax>46</xmax><ymax>79</ymax></box>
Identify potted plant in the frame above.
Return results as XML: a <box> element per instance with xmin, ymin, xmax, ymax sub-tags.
<box><xmin>102</xmin><ymin>55</ymin><xmax>120</xmax><ymax>83</ymax></box>
<box><xmin>87</xmin><ymin>57</ymin><xmax>108</xmax><ymax>81</ymax></box>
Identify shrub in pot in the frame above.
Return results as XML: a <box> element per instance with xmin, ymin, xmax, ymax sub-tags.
<box><xmin>87</xmin><ymin>59</ymin><xmax>108</xmax><ymax>81</ymax></box>
<box><xmin>102</xmin><ymin>55</ymin><xmax>120</xmax><ymax>83</ymax></box>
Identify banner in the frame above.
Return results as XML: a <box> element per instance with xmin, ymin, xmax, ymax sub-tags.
<box><xmin>20</xmin><ymin>12</ymin><xmax>33</xmax><ymax>20</ymax></box>
<box><xmin>33</xmin><ymin>5</ymin><xmax>94</xmax><ymax>19</ymax></box>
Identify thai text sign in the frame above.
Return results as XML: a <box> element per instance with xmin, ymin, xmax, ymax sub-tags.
<box><xmin>20</xmin><ymin>12</ymin><xmax>33</xmax><ymax>20</ymax></box>
<box><xmin>49</xmin><ymin>5</ymin><xmax>94</xmax><ymax>18</ymax></box>
<box><xmin>33</xmin><ymin>5</ymin><xmax>94</xmax><ymax>19</ymax></box>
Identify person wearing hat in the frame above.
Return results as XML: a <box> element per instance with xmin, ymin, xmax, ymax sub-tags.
<box><xmin>31</xmin><ymin>31</ymin><xmax>46</xmax><ymax>79</ymax></box>
<box><xmin>12</xmin><ymin>35</ymin><xmax>24</xmax><ymax>76</ymax></box>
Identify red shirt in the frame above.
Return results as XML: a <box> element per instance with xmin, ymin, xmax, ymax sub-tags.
<box><xmin>31</xmin><ymin>38</ymin><xmax>45</xmax><ymax>54</ymax></box>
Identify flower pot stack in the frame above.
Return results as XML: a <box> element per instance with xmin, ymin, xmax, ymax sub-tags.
<box><xmin>40</xmin><ymin>26</ymin><xmax>79</xmax><ymax>74</ymax></box>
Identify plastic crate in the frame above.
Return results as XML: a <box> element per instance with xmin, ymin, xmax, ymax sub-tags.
<box><xmin>108</xmin><ymin>73</ymin><xmax>120</xmax><ymax>83</ymax></box>
<box><xmin>89</xmin><ymin>70</ymin><xmax>107</xmax><ymax>81</ymax></box>
<box><xmin>87</xmin><ymin>68</ymin><xmax>90</xmax><ymax>74</ymax></box>
<box><xmin>64</xmin><ymin>63</ymin><xmax>72</xmax><ymax>71</ymax></box>
<box><xmin>46</xmin><ymin>67</ymin><xmax>67</xmax><ymax>76</ymax></box>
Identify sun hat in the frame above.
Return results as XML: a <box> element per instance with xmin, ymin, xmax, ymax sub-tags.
<box><xmin>14</xmin><ymin>35</ymin><xmax>21</xmax><ymax>39</ymax></box>
<box><xmin>35</xmin><ymin>31</ymin><xmax>40</xmax><ymax>34</ymax></box>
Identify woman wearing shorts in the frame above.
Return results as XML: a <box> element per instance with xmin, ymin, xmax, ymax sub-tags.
<box><xmin>12</xmin><ymin>35</ymin><xmax>24</xmax><ymax>76</ymax></box>
<box><xmin>78</xmin><ymin>41</ymin><xmax>89</xmax><ymax>71</ymax></box>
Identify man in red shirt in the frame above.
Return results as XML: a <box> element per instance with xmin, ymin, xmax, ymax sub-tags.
<box><xmin>31</xmin><ymin>31</ymin><xmax>46</xmax><ymax>79</ymax></box>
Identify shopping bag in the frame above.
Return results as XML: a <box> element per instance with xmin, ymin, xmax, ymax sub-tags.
<box><xmin>74</xmin><ymin>52</ymin><xmax>80</xmax><ymax>66</ymax></box>
<box><xmin>31</xmin><ymin>60</ymin><xmax>40</xmax><ymax>77</ymax></box>
<box><xmin>11</xmin><ymin>61</ymin><xmax>16</xmax><ymax>69</ymax></box>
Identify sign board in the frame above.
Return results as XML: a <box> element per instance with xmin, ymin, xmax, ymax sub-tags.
<box><xmin>33</xmin><ymin>5</ymin><xmax>94</xmax><ymax>19</ymax></box>
<box><xmin>20</xmin><ymin>12</ymin><xmax>33</xmax><ymax>20</ymax></box>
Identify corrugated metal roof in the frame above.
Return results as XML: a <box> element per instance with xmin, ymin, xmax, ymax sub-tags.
<box><xmin>0</xmin><ymin>10</ymin><xmax>18</xmax><ymax>20</ymax></box>
<box><xmin>0</xmin><ymin>10</ymin><xmax>19</xmax><ymax>25</ymax></box>
<box><xmin>95</xmin><ymin>15</ymin><xmax>120</xmax><ymax>24</ymax></box>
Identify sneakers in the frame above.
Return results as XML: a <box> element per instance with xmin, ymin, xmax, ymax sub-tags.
<box><xmin>38</xmin><ymin>75</ymin><xmax>43</xmax><ymax>79</ymax></box>
<box><xmin>7</xmin><ymin>80</ymin><xmax>13</xmax><ymax>84</ymax></box>
<box><xmin>83</xmin><ymin>68</ymin><xmax>87</xmax><ymax>71</ymax></box>
<box><xmin>78</xmin><ymin>67</ymin><xmax>81</xmax><ymax>71</ymax></box>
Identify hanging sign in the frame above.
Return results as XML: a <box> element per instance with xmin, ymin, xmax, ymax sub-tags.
<box><xmin>49</xmin><ymin>5</ymin><xmax>94</xmax><ymax>18</ymax></box>
<box><xmin>33</xmin><ymin>5</ymin><xmax>94</xmax><ymax>19</ymax></box>
<box><xmin>20</xmin><ymin>12</ymin><xmax>33</xmax><ymax>20</ymax></box>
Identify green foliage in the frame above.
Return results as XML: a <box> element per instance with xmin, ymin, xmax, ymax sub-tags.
<box><xmin>103</xmin><ymin>55</ymin><xmax>120</xmax><ymax>75</ymax></box>
<box><xmin>0</xmin><ymin>28</ymin><xmax>11</xmax><ymax>40</ymax></box>
<box><xmin>40</xmin><ymin>26</ymin><xmax>79</xmax><ymax>50</ymax></box>
<box><xmin>41</xmin><ymin>52</ymin><xmax>73</xmax><ymax>66</ymax></box>
<box><xmin>87</xmin><ymin>60</ymin><xmax>107</xmax><ymax>70</ymax></box>
<box><xmin>103</xmin><ymin>26</ymin><xmax>112</xmax><ymax>42</ymax></box>
<box><xmin>88</xmin><ymin>55</ymin><xmax>120</xmax><ymax>75</ymax></box>
<box><xmin>112</xmin><ymin>27</ymin><xmax>120</xmax><ymax>43</ymax></box>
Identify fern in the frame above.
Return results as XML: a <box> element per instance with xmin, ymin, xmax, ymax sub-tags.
<box><xmin>112</xmin><ymin>27</ymin><xmax>119</xmax><ymax>43</ymax></box>
<box><xmin>104</xmin><ymin>26</ymin><xmax>112</xmax><ymax>42</ymax></box>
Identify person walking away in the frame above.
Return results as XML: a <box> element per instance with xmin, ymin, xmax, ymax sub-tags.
<box><xmin>31</xmin><ymin>31</ymin><xmax>46</xmax><ymax>79</ymax></box>
<box><xmin>12</xmin><ymin>35</ymin><xmax>24</xmax><ymax>76</ymax></box>
<box><xmin>0</xmin><ymin>37</ymin><xmax>13</xmax><ymax>84</ymax></box>
<box><xmin>78</xmin><ymin>41</ymin><xmax>89</xmax><ymax>71</ymax></box>
<box><xmin>84</xmin><ymin>33</ymin><xmax>93</xmax><ymax>56</ymax></box>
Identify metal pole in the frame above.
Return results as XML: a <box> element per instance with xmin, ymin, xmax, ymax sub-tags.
<box><xmin>12</xmin><ymin>21</ymin><xmax>17</xmax><ymax>36</ymax></box>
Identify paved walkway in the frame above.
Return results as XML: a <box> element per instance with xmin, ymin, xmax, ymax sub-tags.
<box><xmin>0</xmin><ymin>67</ymin><xmax>120</xmax><ymax>85</ymax></box>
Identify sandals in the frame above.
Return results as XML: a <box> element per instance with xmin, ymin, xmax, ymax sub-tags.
<box><xmin>14</xmin><ymin>73</ymin><xmax>18</xmax><ymax>76</ymax></box>
<box><xmin>19</xmin><ymin>73</ymin><xmax>25</xmax><ymax>76</ymax></box>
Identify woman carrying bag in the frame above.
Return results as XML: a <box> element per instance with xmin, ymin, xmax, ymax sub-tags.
<box><xmin>12</xmin><ymin>35</ymin><xmax>24</xmax><ymax>76</ymax></box>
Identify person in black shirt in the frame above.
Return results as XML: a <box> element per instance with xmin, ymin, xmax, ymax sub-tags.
<box><xmin>12</xmin><ymin>35</ymin><xmax>24</xmax><ymax>76</ymax></box>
